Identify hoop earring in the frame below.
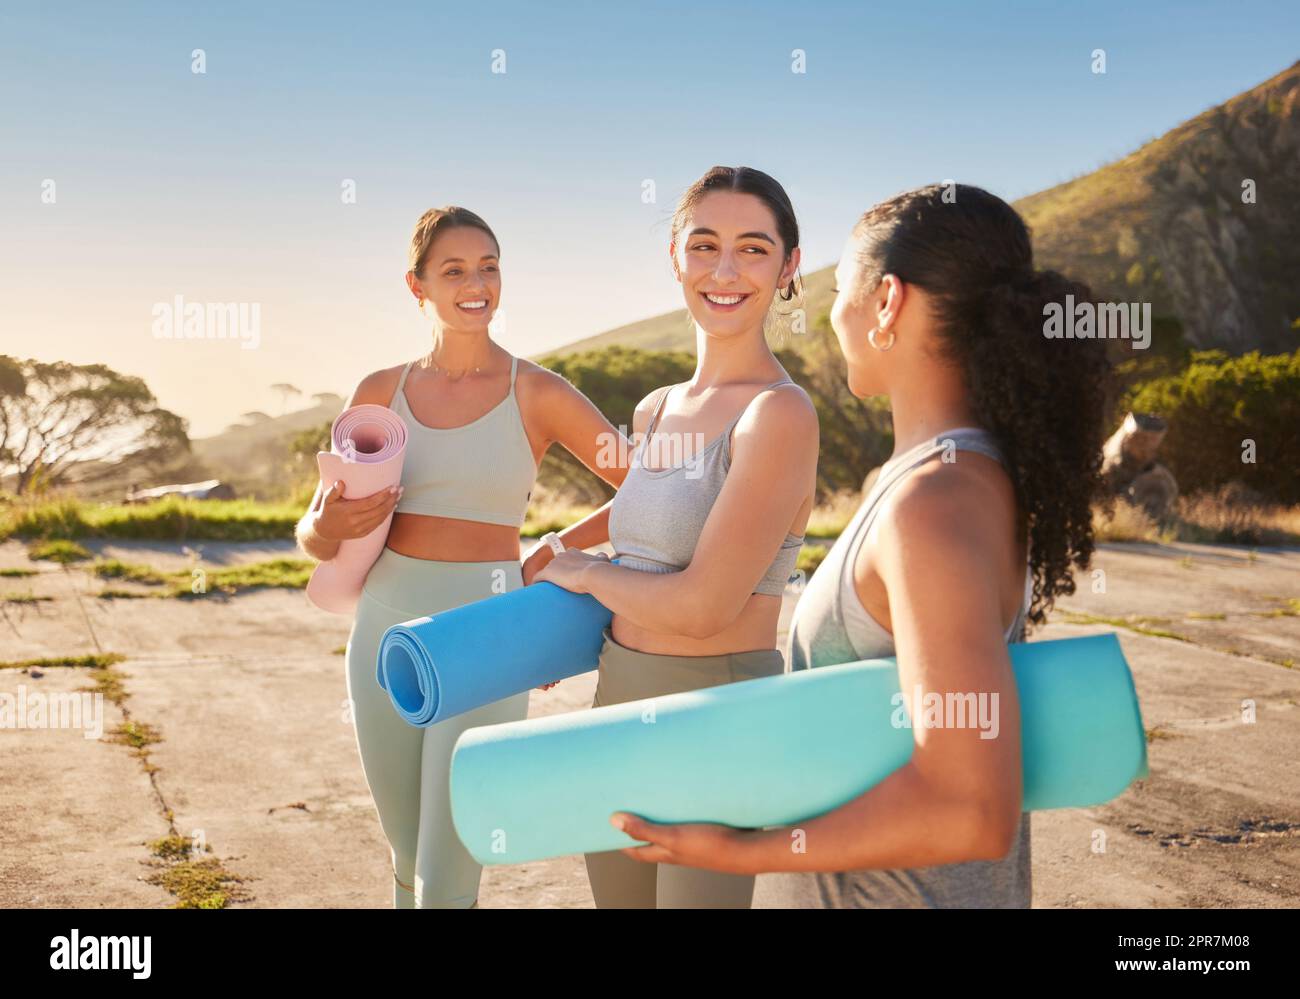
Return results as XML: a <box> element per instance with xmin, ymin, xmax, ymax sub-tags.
<box><xmin>868</xmin><ymin>326</ymin><xmax>896</xmax><ymax>351</ymax></box>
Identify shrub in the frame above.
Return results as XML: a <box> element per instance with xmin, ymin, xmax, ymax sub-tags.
<box><xmin>1124</xmin><ymin>350</ymin><xmax>1300</xmax><ymax>503</ymax></box>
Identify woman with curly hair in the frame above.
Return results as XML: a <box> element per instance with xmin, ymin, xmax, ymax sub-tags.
<box><xmin>604</xmin><ymin>183</ymin><xmax>1113</xmax><ymax>908</ymax></box>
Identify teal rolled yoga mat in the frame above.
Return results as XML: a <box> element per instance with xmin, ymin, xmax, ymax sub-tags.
<box><xmin>450</xmin><ymin>632</ymin><xmax>1148</xmax><ymax>865</ymax></box>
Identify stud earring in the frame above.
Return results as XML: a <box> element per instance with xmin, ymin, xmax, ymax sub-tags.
<box><xmin>868</xmin><ymin>326</ymin><xmax>896</xmax><ymax>351</ymax></box>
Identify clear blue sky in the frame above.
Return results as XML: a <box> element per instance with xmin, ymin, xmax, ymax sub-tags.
<box><xmin>1</xmin><ymin>1</ymin><xmax>1295</xmax><ymax>436</ymax></box>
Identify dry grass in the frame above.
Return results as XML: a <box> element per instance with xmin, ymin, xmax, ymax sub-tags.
<box><xmin>1174</xmin><ymin>490</ymin><xmax>1300</xmax><ymax>545</ymax></box>
<box><xmin>1093</xmin><ymin>489</ymin><xmax>1300</xmax><ymax>546</ymax></box>
<box><xmin>7</xmin><ymin>481</ymin><xmax>1296</xmax><ymax>550</ymax></box>
<box><xmin>1092</xmin><ymin>502</ymin><xmax>1163</xmax><ymax>542</ymax></box>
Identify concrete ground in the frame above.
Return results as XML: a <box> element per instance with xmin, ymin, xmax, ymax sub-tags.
<box><xmin>1</xmin><ymin>536</ymin><xmax>1296</xmax><ymax>908</ymax></box>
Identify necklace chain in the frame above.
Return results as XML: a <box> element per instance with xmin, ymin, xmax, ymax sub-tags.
<box><xmin>426</xmin><ymin>345</ymin><xmax>489</xmax><ymax>380</ymax></box>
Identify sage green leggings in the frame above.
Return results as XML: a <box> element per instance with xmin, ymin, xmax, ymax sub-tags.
<box><xmin>584</xmin><ymin>627</ymin><xmax>786</xmax><ymax>909</ymax></box>
<box><xmin>345</xmin><ymin>548</ymin><xmax>529</xmax><ymax>909</ymax></box>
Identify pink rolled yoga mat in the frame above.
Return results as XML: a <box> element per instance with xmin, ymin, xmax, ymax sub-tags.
<box><xmin>305</xmin><ymin>404</ymin><xmax>408</xmax><ymax>614</ymax></box>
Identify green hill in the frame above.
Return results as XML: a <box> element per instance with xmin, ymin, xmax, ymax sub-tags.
<box><xmin>1019</xmin><ymin>60</ymin><xmax>1300</xmax><ymax>354</ymax></box>
<box><xmin>543</xmin><ymin>258</ymin><xmax>839</xmax><ymax>357</ymax></box>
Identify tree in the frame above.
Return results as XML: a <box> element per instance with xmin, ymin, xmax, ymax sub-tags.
<box><xmin>536</xmin><ymin>345</ymin><xmax>697</xmax><ymax>503</ymax></box>
<box><xmin>271</xmin><ymin>383</ymin><xmax>302</xmax><ymax>414</ymax></box>
<box><xmin>0</xmin><ymin>356</ymin><xmax>191</xmax><ymax>495</ymax></box>
<box><xmin>774</xmin><ymin>323</ymin><xmax>894</xmax><ymax>498</ymax></box>
<box><xmin>289</xmin><ymin>420</ymin><xmax>333</xmax><ymax>467</ymax></box>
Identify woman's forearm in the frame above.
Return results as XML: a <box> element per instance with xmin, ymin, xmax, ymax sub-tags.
<box><xmin>554</xmin><ymin>500</ymin><xmax>612</xmax><ymax>551</ymax></box>
<box><xmin>741</xmin><ymin>760</ymin><xmax>1016</xmax><ymax>874</ymax></box>
<box><xmin>579</xmin><ymin>559</ymin><xmax>727</xmax><ymax>637</ymax></box>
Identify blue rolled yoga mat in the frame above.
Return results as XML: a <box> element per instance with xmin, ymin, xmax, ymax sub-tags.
<box><xmin>449</xmin><ymin>632</ymin><xmax>1148</xmax><ymax>865</ymax></box>
<box><xmin>376</xmin><ymin>579</ymin><xmax>614</xmax><ymax>727</ymax></box>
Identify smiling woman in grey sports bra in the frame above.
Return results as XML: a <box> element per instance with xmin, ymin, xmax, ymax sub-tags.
<box><xmin>536</xmin><ymin>166</ymin><xmax>819</xmax><ymax>908</ymax></box>
<box><xmin>592</xmin><ymin>183</ymin><xmax>1114</xmax><ymax>909</ymax></box>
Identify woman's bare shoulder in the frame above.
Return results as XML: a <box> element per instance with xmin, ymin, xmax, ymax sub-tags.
<box><xmin>347</xmin><ymin>363</ymin><xmax>407</xmax><ymax>408</ymax></box>
<box><xmin>735</xmin><ymin>380</ymin><xmax>818</xmax><ymax>443</ymax></box>
<box><xmin>879</xmin><ymin>452</ymin><xmax>1017</xmax><ymax>556</ymax></box>
<box><xmin>514</xmin><ymin>357</ymin><xmax>575</xmax><ymax>400</ymax></box>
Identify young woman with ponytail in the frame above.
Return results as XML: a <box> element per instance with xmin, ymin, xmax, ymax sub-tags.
<box><xmin>534</xmin><ymin>166</ymin><xmax>818</xmax><ymax>908</ymax></box>
<box><xmin>297</xmin><ymin>207</ymin><xmax>628</xmax><ymax>909</ymax></box>
<box><xmin>602</xmin><ymin>183</ymin><xmax>1113</xmax><ymax>908</ymax></box>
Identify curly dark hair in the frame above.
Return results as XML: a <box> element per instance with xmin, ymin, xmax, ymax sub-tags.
<box><xmin>852</xmin><ymin>183</ymin><xmax>1114</xmax><ymax>628</ymax></box>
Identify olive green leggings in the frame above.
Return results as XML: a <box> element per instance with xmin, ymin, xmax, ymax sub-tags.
<box><xmin>345</xmin><ymin>548</ymin><xmax>529</xmax><ymax>909</ymax></box>
<box><xmin>583</xmin><ymin>627</ymin><xmax>786</xmax><ymax>909</ymax></box>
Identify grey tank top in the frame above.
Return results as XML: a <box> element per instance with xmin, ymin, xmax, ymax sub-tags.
<box><xmin>751</xmin><ymin>427</ymin><xmax>1034</xmax><ymax>909</ymax></box>
<box><xmin>608</xmin><ymin>381</ymin><xmax>805</xmax><ymax>597</ymax></box>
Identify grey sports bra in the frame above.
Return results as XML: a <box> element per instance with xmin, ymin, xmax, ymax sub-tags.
<box><xmin>608</xmin><ymin>380</ymin><xmax>806</xmax><ymax>597</ymax></box>
<box><xmin>788</xmin><ymin>427</ymin><xmax>1033</xmax><ymax>672</ymax></box>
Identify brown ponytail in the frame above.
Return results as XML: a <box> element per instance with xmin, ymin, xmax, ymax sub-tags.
<box><xmin>409</xmin><ymin>206</ymin><xmax>500</xmax><ymax>278</ymax></box>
